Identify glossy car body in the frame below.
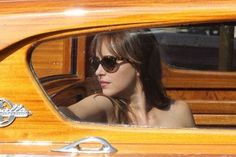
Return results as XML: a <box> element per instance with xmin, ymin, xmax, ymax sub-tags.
<box><xmin>1</xmin><ymin>0</ymin><xmax>236</xmax><ymax>156</ymax></box>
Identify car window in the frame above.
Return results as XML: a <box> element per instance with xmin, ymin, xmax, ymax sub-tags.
<box><xmin>30</xmin><ymin>24</ymin><xmax>236</xmax><ymax>128</ymax></box>
<box><xmin>154</xmin><ymin>25</ymin><xmax>236</xmax><ymax>71</ymax></box>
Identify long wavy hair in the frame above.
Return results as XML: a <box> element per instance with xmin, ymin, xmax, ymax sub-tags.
<box><xmin>90</xmin><ymin>29</ymin><xmax>172</xmax><ymax>124</ymax></box>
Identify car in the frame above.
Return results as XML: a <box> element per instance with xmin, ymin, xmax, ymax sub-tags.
<box><xmin>1</xmin><ymin>0</ymin><xmax>236</xmax><ymax>156</ymax></box>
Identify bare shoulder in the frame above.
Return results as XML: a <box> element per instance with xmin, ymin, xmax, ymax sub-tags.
<box><xmin>171</xmin><ymin>100</ymin><xmax>190</xmax><ymax>111</ymax></box>
<box><xmin>169</xmin><ymin>100</ymin><xmax>196</xmax><ymax>127</ymax></box>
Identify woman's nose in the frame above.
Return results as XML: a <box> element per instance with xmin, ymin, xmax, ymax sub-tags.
<box><xmin>95</xmin><ymin>64</ymin><xmax>106</xmax><ymax>76</ymax></box>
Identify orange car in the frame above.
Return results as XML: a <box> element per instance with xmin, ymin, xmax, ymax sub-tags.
<box><xmin>1</xmin><ymin>0</ymin><xmax>236</xmax><ymax>156</ymax></box>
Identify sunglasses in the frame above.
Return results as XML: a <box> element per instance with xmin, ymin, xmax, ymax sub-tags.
<box><xmin>89</xmin><ymin>56</ymin><xmax>127</xmax><ymax>73</ymax></box>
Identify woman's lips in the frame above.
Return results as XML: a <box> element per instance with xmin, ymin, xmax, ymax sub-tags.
<box><xmin>99</xmin><ymin>81</ymin><xmax>110</xmax><ymax>88</ymax></box>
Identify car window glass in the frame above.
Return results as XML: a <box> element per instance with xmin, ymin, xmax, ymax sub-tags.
<box><xmin>30</xmin><ymin>24</ymin><xmax>236</xmax><ymax>128</ymax></box>
<box><xmin>154</xmin><ymin>25</ymin><xmax>236</xmax><ymax>71</ymax></box>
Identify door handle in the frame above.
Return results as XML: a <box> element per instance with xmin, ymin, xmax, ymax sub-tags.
<box><xmin>52</xmin><ymin>136</ymin><xmax>117</xmax><ymax>154</ymax></box>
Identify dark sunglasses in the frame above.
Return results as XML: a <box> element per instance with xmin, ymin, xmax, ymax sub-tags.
<box><xmin>89</xmin><ymin>56</ymin><xmax>127</xmax><ymax>73</ymax></box>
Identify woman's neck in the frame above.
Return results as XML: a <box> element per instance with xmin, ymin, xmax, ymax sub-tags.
<box><xmin>128</xmin><ymin>79</ymin><xmax>149</xmax><ymax>125</ymax></box>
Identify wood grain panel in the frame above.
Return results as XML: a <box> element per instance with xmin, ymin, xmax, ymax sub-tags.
<box><xmin>77</xmin><ymin>36</ymin><xmax>86</xmax><ymax>80</ymax></box>
<box><xmin>194</xmin><ymin>114</ymin><xmax>236</xmax><ymax>126</ymax></box>
<box><xmin>41</xmin><ymin>76</ymin><xmax>80</xmax><ymax>96</ymax></box>
<box><xmin>31</xmin><ymin>39</ymin><xmax>71</xmax><ymax>78</ymax></box>
<box><xmin>1</xmin><ymin>0</ymin><xmax>234</xmax><ymax>14</ymax></box>
<box><xmin>188</xmin><ymin>101</ymin><xmax>236</xmax><ymax>114</ymax></box>
<box><xmin>167</xmin><ymin>89</ymin><xmax>236</xmax><ymax>101</ymax></box>
<box><xmin>1</xmin><ymin>0</ymin><xmax>236</xmax><ymax>53</ymax></box>
<box><xmin>163</xmin><ymin>63</ymin><xmax>236</xmax><ymax>88</ymax></box>
<box><xmin>1</xmin><ymin>142</ymin><xmax>236</xmax><ymax>156</ymax></box>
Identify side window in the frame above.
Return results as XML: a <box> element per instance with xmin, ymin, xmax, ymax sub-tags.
<box><xmin>29</xmin><ymin>24</ymin><xmax>236</xmax><ymax>128</ymax></box>
<box><xmin>155</xmin><ymin>25</ymin><xmax>236</xmax><ymax>71</ymax></box>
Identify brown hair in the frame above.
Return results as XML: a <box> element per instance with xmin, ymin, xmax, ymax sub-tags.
<box><xmin>90</xmin><ymin>29</ymin><xmax>171</xmax><ymax>124</ymax></box>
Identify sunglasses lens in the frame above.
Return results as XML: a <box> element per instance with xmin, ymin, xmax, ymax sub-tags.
<box><xmin>101</xmin><ymin>56</ymin><xmax>117</xmax><ymax>72</ymax></box>
<box><xmin>89</xmin><ymin>57</ymin><xmax>100</xmax><ymax>71</ymax></box>
<box><xmin>89</xmin><ymin>56</ymin><xmax>119</xmax><ymax>73</ymax></box>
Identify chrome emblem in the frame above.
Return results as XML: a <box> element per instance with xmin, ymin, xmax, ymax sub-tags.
<box><xmin>0</xmin><ymin>98</ymin><xmax>31</xmax><ymax>128</ymax></box>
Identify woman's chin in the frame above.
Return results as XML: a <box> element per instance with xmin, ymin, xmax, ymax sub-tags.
<box><xmin>102</xmin><ymin>89</ymin><xmax>117</xmax><ymax>97</ymax></box>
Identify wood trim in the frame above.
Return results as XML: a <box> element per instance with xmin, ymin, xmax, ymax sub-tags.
<box><xmin>77</xmin><ymin>36</ymin><xmax>86</xmax><ymax>80</ymax></box>
<box><xmin>163</xmin><ymin>63</ymin><xmax>236</xmax><ymax>89</ymax></box>
<box><xmin>2</xmin><ymin>0</ymin><xmax>236</xmax><ymax>53</ymax></box>
<box><xmin>62</xmin><ymin>38</ymin><xmax>71</xmax><ymax>74</ymax></box>
<box><xmin>194</xmin><ymin>114</ymin><xmax>236</xmax><ymax>126</ymax></box>
<box><xmin>39</xmin><ymin>74</ymin><xmax>78</xmax><ymax>83</ymax></box>
<box><xmin>189</xmin><ymin>101</ymin><xmax>236</xmax><ymax>114</ymax></box>
<box><xmin>40</xmin><ymin>75</ymin><xmax>80</xmax><ymax>96</ymax></box>
<box><xmin>1</xmin><ymin>142</ymin><xmax>236</xmax><ymax>155</ymax></box>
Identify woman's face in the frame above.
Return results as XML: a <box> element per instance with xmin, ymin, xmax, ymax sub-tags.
<box><xmin>95</xmin><ymin>40</ymin><xmax>138</xmax><ymax>98</ymax></box>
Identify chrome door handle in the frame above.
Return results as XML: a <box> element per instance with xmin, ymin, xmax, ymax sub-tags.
<box><xmin>52</xmin><ymin>137</ymin><xmax>117</xmax><ymax>154</ymax></box>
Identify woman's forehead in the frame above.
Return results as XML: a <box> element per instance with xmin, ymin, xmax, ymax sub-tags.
<box><xmin>96</xmin><ymin>38</ymin><xmax>118</xmax><ymax>57</ymax></box>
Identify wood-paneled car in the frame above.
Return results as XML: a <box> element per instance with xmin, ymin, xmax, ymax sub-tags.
<box><xmin>1</xmin><ymin>0</ymin><xmax>236</xmax><ymax>156</ymax></box>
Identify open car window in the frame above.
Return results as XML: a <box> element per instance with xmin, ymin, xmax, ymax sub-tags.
<box><xmin>30</xmin><ymin>24</ymin><xmax>236</xmax><ymax>128</ymax></box>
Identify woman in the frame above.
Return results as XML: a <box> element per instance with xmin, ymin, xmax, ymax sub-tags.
<box><xmin>67</xmin><ymin>29</ymin><xmax>195</xmax><ymax>128</ymax></box>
